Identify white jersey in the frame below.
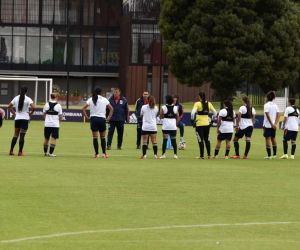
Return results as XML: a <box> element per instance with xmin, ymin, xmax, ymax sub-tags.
<box><xmin>218</xmin><ymin>108</ymin><xmax>235</xmax><ymax>133</ymax></box>
<box><xmin>86</xmin><ymin>96</ymin><xmax>110</xmax><ymax>118</ymax></box>
<box><xmin>141</xmin><ymin>104</ymin><xmax>158</xmax><ymax>132</ymax></box>
<box><xmin>238</xmin><ymin>106</ymin><xmax>256</xmax><ymax>130</ymax></box>
<box><xmin>284</xmin><ymin>106</ymin><xmax>299</xmax><ymax>132</ymax></box>
<box><xmin>11</xmin><ymin>95</ymin><xmax>33</xmax><ymax>120</ymax></box>
<box><xmin>263</xmin><ymin>101</ymin><xmax>279</xmax><ymax>128</ymax></box>
<box><xmin>43</xmin><ymin>102</ymin><xmax>63</xmax><ymax>128</ymax></box>
<box><xmin>161</xmin><ymin>105</ymin><xmax>178</xmax><ymax>131</ymax></box>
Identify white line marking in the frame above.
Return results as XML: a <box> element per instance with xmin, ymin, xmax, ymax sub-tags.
<box><xmin>1</xmin><ymin>221</ymin><xmax>299</xmax><ymax>244</ymax></box>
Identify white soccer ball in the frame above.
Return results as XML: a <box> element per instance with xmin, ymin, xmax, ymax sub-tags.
<box><xmin>178</xmin><ymin>142</ymin><xmax>186</xmax><ymax>150</ymax></box>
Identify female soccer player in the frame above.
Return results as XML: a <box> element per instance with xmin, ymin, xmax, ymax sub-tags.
<box><xmin>263</xmin><ymin>91</ymin><xmax>280</xmax><ymax>159</ymax></box>
<box><xmin>280</xmin><ymin>98</ymin><xmax>299</xmax><ymax>160</ymax></box>
<box><xmin>140</xmin><ymin>95</ymin><xmax>159</xmax><ymax>159</ymax></box>
<box><xmin>160</xmin><ymin>95</ymin><xmax>179</xmax><ymax>159</ymax></box>
<box><xmin>8</xmin><ymin>86</ymin><xmax>35</xmax><ymax>156</ymax></box>
<box><xmin>43</xmin><ymin>93</ymin><xmax>63</xmax><ymax>157</ymax></box>
<box><xmin>213</xmin><ymin>100</ymin><xmax>235</xmax><ymax>159</ymax></box>
<box><xmin>82</xmin><ymin>88</ymin><xmax>113</xmax><ymax>158</ymax></box>
<box><xmin>191</xmin><ymin>92</ymin><xmax>217</xmax><ymax>159</ymax></box>
<box><xmin>231</xmin><ymin>96</ymin><xmax>256</xmax><ymax>159</ymax></box>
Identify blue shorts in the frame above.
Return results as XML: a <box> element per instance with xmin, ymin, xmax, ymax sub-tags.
<box><xmin>15</xmin><ymin>119</ymin><xmax>29</xmax><ymax>131</ymax></box>
<box><xmin>284</xmin><ymin>130</ymin><xmax>298</xmax><ymax>141</ymax></box>
<box><xmin>235</xmin><ymin>126</ymin><xmax>253</xmax><ymax>138</ymax></box>
<box><xmin>218</xmin><ymin>133</ymin><xmax>233</xmax><ymax>141</ymax></box>
<box><xmin>44</xmin><ymin>127</ymin><xmax>59</xmax><ymax>139</ymax></box>
<box><xmin>90</xmin><ymin>117</ymin><xmax>106</xmax><ymax>132</ymax></box>
<box><xmin>263</xmin><ymin>128</ymin><xmax>276</xmax><ymax>138</ymax></box>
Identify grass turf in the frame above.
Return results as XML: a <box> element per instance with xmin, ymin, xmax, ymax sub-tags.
<box><xmin>0</xmin><ymin>121</ymin><xmax>299</xmax><ymax>250</ymax></box>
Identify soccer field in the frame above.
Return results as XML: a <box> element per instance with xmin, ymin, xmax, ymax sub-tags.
<box><xmin>0</xmin><ymin>121</ymin><xmax>299</xmax><ymax>250</ymax></box>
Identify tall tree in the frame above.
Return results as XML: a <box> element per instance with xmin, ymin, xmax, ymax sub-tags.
<box><xmin>159</xmin><ymin>0</ymin><xmax>300</xmax><ymax>98</ymax></box>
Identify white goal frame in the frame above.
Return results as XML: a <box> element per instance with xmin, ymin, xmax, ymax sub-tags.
<box><xmin>0</xmin><ymin>75</ymin><xmax>53</xmax><ymax>104</ymax></box>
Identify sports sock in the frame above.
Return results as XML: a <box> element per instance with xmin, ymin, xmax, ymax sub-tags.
<box><xmin>10</xmin><ymin>137</ymin><xmax>18</xmax><ymax>152</ymax></box>
<box><xmin>19</xmin><ymin>133</ymin><xmax>25</xmax><ymax>153</ymax></box>
<box><xmin>214</xmin><ymin>148</ymin><xmax>219</xmax><ymax>157</ymax></box>
<box><xmin>273</xmin><ymin>145</ymin><xmax>277</xmax><ymax>156</ymax></box>
<box><xmin>162</xmin><ymin>138</ymin><xmax>167</xmax><ymax>154</ymax></box>
<box><xmin>44</xmin><ymin>144</ymin><xmax>48</xmax><ymax>154</ymax></box>
<box><xmin>101</xmin><ymin>138</ymin><xmax>106</xmax><ymax>154</ymax></box>
<box><xmin>153</xmin><ymin>144</ymin><xmax>158</xmax><ymax>155</ymax></box>
<box><xmin>283</xmin><ymin>141</ymin><xmax>288</xmax><ymax>155</ymax></box>
<box><xmin>49</xmin><ymin>144</ymin><xmax>56</xmax><ymax>154</ymax></box>
<box><xmin>234</xmin><ymin>141</ymin><xmax>239</xmax><ymax>156</ymax></box>
<box><xmin>171</xmin><ymin>139</ymin><xmax>177</xmax><ymax>155</ymax></box>
<box><xmin>142</xmin><ymin>144</ymin><xmax>147</xmax><ymax>156</ymax></box>
<box><xmin>245</xmin><ymin>141</ymin><xmax>251</xmax><ymax>157</ymax></box>
<box><xmin>266</xmin><ymin>146</ymin><xmax>271</xmax><ymax>157</ymax></box>
<box><xmin>205</xmin><ymin>141</ymin><xmax>211</xmax><ymax>157</ymax></box>
<box><xmin>93</xmin><ymin>138</ymin><xmax>99</xmax><ymax>155</ymax></box>
<box><xmin>199</xmin><ymin>141</ymin><xmax>204</xmax><ymax>158</ymax></box>
<box><xmin>225</xmin><ymin>148</ymin><xmax>230</xmax><ymax>157</ymax></box>
<box><xmin>292</xmin><ymin>144</ymin><xmax>296</xmax><ymax>155</ymax></box>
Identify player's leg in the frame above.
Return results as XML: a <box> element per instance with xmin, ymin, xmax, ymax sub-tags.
<box><xmin>281</xmin><ymin>130</ymin><xmax>289</xmax><ymax>159</ymax></box>
<box><xmin>170</xmin><ymin>131</ymin><xmax>178</xmax><ymax>158</ymax></box>
<box><xmin>271</xmin><ymin>134</ymin><xmax>277</xmax><ymax>158</ymax></box>
<box><xmin>214</xmin><ymin>139</ymin><xmax>222</xmax><ymax>158</ymax></box>
<box><xmin>225</xmin><ymin>138</ymin><xmax>232</xmax><ymax>159</ymax></box>
<box><xmin>196</xmin><ymin>126</ymin><xmax>205</xmax><ymax>159</ymax></box>
<box><xmin>141</xmin><ymin>134</ymin><xmax>149</xmax><ymax>159</ymax></box>
<box><xmin>291</xmin><ymin>139</ymin><xmax>297</xmax><ymax>159</ymax></box>
<box><xmin>48</xmin><ymin>128</ymin><xmax>59</xmax><ymax>157</ymax></box>
<box><xmin>150</xmin><ymin>133</ymin><xmax>158</xmax><ymax>158</ymax></box>
<box><xmin>18</xmin><ymin>121</ymin><xmax>28</xmax><ymax>156</ymax></box>
<box><xmin>178</xmin><ymin>121</ymin><xmax>185</xmax><ymax>144</ymax></box>
<box><xmin>99</xmin><ymin>118</ymin><xmax>108</xmax><ymax>158</ymax></box>
<box><xmin>107</xmin><ymin>121</ymin><xmax>116</xmax><ymax>150</ymax></box>
<box><xmin>233</xmin><ymin>134</ymin><xmax>241</xmax><ymax>158</ymax></box>
<box><xmin>203</xmin><ymin>125</ymin><xmax>211</xmax><ymax>158</ymax></box>
<box><xmin>43</xmin><ymin>127</ymin><xmax>50</xmax><ymax>156</ymax></box>
<box><xmin>264</xmin><ymin>128</ymin><xmax>272</xmax><ymax>159</ymax></box>
<box><xmin>116</xmin><ymin>121</ymin><xmax>124</xmax><ymax>150</ymax></box>
<box><xmin>10</xmin><ymin>127</ymin><xmax>20</xmax><ymax>155</ymax></box>
<box><xmin>243</xmin><ymin>127</ymin><xmax>253</xmax><ymax>159</ymax></box>
<box><xmin>161</xmin><ymin>132</ymin><xmax>168</xmax><ymax>158</ymax></box>
<box><xmin>136</xmin><ymin>122</ymin><xmax>142</xmax><ymax>149</ymax></box>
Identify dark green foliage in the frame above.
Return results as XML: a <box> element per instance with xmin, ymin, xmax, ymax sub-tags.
<box><xmin>160</xmin><ymin>0</ymin><xmax>300</xmax><ymax>97</ymax></box>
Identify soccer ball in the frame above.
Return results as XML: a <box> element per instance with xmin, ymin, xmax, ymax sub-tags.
<box><xmin>178</xmin><ymin>142</ymin><xmax>186</xmax><ymax>150</ymax></box>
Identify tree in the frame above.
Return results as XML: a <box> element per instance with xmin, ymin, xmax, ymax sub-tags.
<box><xmin>159</xmin><ymin>0</ymin><xmax>300</xmax><ymax>98</ymax></box>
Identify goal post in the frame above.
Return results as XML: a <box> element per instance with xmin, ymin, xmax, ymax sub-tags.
<box><xmin>0</xmin><ymin>75</ymin><xmax>53</xmax><ymax>105</ymax></box>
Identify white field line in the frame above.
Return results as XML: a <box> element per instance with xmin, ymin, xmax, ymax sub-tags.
<box><xmin>1</xmin><ymin>221</ymin><xmax>299</xmax><ymax>244</ymax></box>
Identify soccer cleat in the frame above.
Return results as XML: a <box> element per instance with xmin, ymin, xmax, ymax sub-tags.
<box><xmin>264</xmin><ymin>156</ymin><xmax>271</xmax><ymax>160</ymax></box>
<box><xmin>44</xmin><ymin>153</ymin><xmax>49</xmax><ymax>157</ymax></box>
<box><xmin>272</xmin><ymin>155</ymin><xmax>277</xmax><ymax>159</ymax></box>
<box><xmin>9</xmin><ymin>151</ymin><xmax>15</xmax><ymax>156</ymax></box>
<box><xmin>49</xmin><ymin>154</ymin><xmax>56</xmax><ymax>157</ymax></box>
<box><xmin>117</xmin><ymin>146</ymin><xmax>122</xmax><ymax>150</ymax></box>
<box><xmin>154</xmin><ymin>155</ymin><xmax>158</xmax><ymax>159</ymax></box>
<box><xmin>159</xmin><ymin>154</ymin><xmax>166</xmax><ymax>159</ymax></box>
<box><xmin>290</xmin><ymin>155</ymin><xmax>295</xmax><ymax>160</ymax></box>
<box><xmin>94</xmin><ymin>154</ymin><xmax>100</xmax><ymax>158</ymax></box>
<box><xmin>136</xmin><ymin>145</ymin><xmax>141</xmax><ymax>149</ymax></box>
<box><xmin>280</xmin><ymin>154</ymin><xmax>288</xmax><ymax>159</ymax></box>
<box><xmin>102</xmin><ymin>154</ymin><xmax>109</xmax><ymax>159</ymax></box>
<box><xmin>18</xmin><ymin>152</ymin><xmax>25</xmax><ymax>157</ymax></box>
<box><xmin>174</xmin><ymin>154</ymin><xmax>178</xmax><ymax>159</ymax></box>
<box><xmin>243</xmin><ymin>156</ymin><xmax>248</xmax><ymax>160</ymax></box>
<box><xmin>107</xmin><ymin>146</ymin><xmax>111</xmax><ymax>150</ymax></box>
<box><xmin>230</xmin><ymin>155</ymin><xmax>240</xmax><ymax>159</ymax></box>
<box><xmin>211</xmin><ymin>156</ymin><xmax>218</xmax><ymax>160</ymax></box>
<box><xmin>225</xmin><ymin>156</ymin><xmax>229</xmax><ymax>160</ymax></box>
<box><xmin>140</xmin><ymin>155</ymin><xmax>147</xmax><ymax>160</ymax></box>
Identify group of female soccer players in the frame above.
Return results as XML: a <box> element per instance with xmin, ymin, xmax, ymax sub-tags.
<box><xmin>5</xmin><ymin>87</ymin><xmax>299</xmax><ymax>160</ymax></box>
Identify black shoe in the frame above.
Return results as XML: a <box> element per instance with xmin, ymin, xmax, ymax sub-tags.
<box><xmin>117</xmin><ymin>146</ymin><xmax>122</xmax><ymax>150</ymax></box>
<box><xmin>136</xmin><ymin>145</ymin><xmax>141</xmax><ymax>149</ymax></box>
<box><xmin>107</xmin><ymin>146</ymin><xmax>111</xmax><ymax>150</ymax></box>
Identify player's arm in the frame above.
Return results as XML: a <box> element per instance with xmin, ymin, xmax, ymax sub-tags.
<box><xmin>82</xmin><ymin>103</ymin><xmax>90</xmax><ymax>120</ymax></box>
<box><xmin>160</xmin><ymin>108</ymin><xmax>165</xmax><ymax>119</ymax></box>
<box><xmin>275</xmin><ymin>112</ymin><xmax>281</xmax><ymax>128</ymax></box>
<box><xmin>7</xmin><ymin>102</ymin><xmax>16</xmax><ymax>117</ymax></box>
<box><xmin>176</xmin><ymin>112</ymin><xmax>180</xmax><ymax>125</ymax></box>
<box><xmin>29</xmin><ymin>102</ymin><xmax>35</xmax><ymax>116</ymax></box>
<box><xmin>59</xmin><ymin>106</ymin><xmax>63</xmax><ymax>121</ymax></box>
<box><xmin>106</xmin><ymin>104</ymin><xmax>114</xmax><ymax>122</ymax></box>
<box><xmin>216</xmin><ymin>116</ymin><xmax>222</xmax><ymax>134</ymax></box>
<box><xmin>236</xmin><ymin>112</ymin><xmax>241</xmax><ymax>130</ymax></box>
<box><xmin>265</xmin><ymin>112</ymin><xmax>275</xmax><ymax>128</ymax></box>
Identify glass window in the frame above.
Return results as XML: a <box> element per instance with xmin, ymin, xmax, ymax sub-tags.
<box><xmin>13</xmin><ymin>27</ymin><xmax>26</xmax><ymax>36</ymax></box>
<box><xmin>41</xmin><ymin>37</ymin><xmax>53</xmax><ymax>64</ymax></box>
<box><xmin>94</xmin><ymin>38</ymin><xmax>107</xmax><ymax>65</ymax></box>
<box><xmin>81</xmin><ymin>37</ymin><xmax>93</xmax><ymax>65</ymax></box>
<box><xmin>13</xmin><ymin>36</ymin><xmax>26</xmax><ymax>63</ymax></box>
<box><xmin>131</xmin><ymin>34</ymin><xmax>138</xmax><ymax>64</ymax></box>
<box><xmin>68</xmin><ymin>37</ymin><xmax>81</xmax><ymax>65</ymax></box>
<box><xmin>0</xmin><ymin>36</ymin><xmax>12</xmax><ymax>63</ymax></box>
<box><xmin>139</xmin><ymin>33</ymin><xmax>153</xmax><ymax>64</ymax></box>
<box><xmin>54</xmin><ymin>0</ymin><xmax>66</xmax><ymax>25</ymax></box>
<box><xmin>41</xmin><ymin>27</ymin><xmax>54</xmax><ymax>36</ymax></box>
<box><xmin>0</xmin><ymin>26</ymin><xmax>12</xmax><ymax>36</ymax></box>
<box><xmin>26</xmin><ymin>37</ymin><xmax>40</xmax><ymax>64</ymax></box>
<box><xmin>107</xmin><ymin>38</ymin><xmax>119</xmax><ymax>65</ymax></box>
<box><xmin>14</xmin><ymin>0</ymin><xmax>27</xmax><ymax>23</ymax></box>
<box><xmin>68</xmin><ymin>0</ymin><xmax>80</xmax><ymax>25</ymax></box>
<box><xmin>28</xmin><ymin>0</ymin><xmax>40</xmax><ymax>24</ymax></box>
<box><xmin>1</xmin><ymin>0</ymin><xmax>13</xmax><ymax>23</ymax></box>
<box><xmin>27</xmin><ymin>27</ymin><xmax>40</xmax><ymax>36</ymax></box>
<box><xmin>42</xmin><ymin>0</ymin><xmax>54</xmax><ymax>24</ymax></box>
<box><xmin>53</xmin><ymin>36</ymin><xmax>67</xmax><ymax>65</ymax></box>
<box><xmin>83</xmin><ymin>0</ymin><xmax>94</xmax><ymax>26</ymax></box>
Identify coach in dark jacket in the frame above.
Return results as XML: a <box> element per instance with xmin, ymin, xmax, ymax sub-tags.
<box><xmin>107</xmin><ymin>88</ymin><xmax>129</xmax><ymax>150</ymax></box>
<box><xmin>135</xmin><ymin>91</ymin><xmax>149</xmax><ymax>149</ymax></box>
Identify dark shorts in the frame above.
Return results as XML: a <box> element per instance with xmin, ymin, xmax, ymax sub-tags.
<box><xmin>263</xmin><ymin>128</ymin><xmax>276</xmax><ymax>138</ymax></box>
<box><xmin>44</xmin><ymin>127</ymin><xmax>59</xmax><ymax>139</ymax></box>
<box><xmin>90</xmin><ymin>117</ymin><xmax>106</xmax><ymax>132</ymax></box>
<box><xmin>218</xmin><ymin>133</ymin><xmax>233</xmax><ymax>141</ymax></box>
<box><xmin>235</xmin><ymin>126</ymin><xmax>254</xmax><ymax>139</ymax></box>
<box><xmin>141</xmin><ymin>130</ymin><xmax>157</xmax><ymax>135</ymax></box>
<box><xmin>15</xmin><ymin>119</ymin><xmax>29</xmax><ymax>131</ymax></box>
<box><xmin>284</xmin><ymin>130</ymin><xmax>298</xmax><ymax>141</ymax></box>
<box><xmin>162</xmin><ymin>130</ymin><xmax>177</xmax><ymax>138</ymax></box>
<box><xmin>0</xmin><ymin>117</ymin><xmax>2</xmax><ymax>127</ymax></box>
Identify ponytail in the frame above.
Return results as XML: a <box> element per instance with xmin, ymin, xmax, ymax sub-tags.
<box><xmin>92</xmin><ymin>88</ymin><xmax>102</xmax><ymax>105</ymax></box>
<box><xmin>148</xmin><ymin>95</ymin><xmax>156</xmax><ymax>109</ymax></box>
<box><xmin>18</xmin><ymin>86</ymin><xmax>28</xmax><ymax>112</ymax></box>
<box><xmin>242</xmin><ymin>96</ymin><xmax>252</xmax><ymax>117</ymax></box>
<box><xmin>199</xmin><ymin>92</ymin><xmax>206</xmax><ymax>107</ymax></box>
<box><xmin>224</xmin><ymin>99</ymin><xmax>233</xmax><ymax>118</ymax></box>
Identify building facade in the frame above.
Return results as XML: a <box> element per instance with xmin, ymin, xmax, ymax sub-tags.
<box><xmin>0</xmin><ymin>0</ymin><xmax>211</xmax><ymax>106</ymax></box>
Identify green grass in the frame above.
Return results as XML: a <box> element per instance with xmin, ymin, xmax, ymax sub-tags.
<box><xmin>0</xmin><ymin>121</ymin><xmax>300</xmax><ymax>250</ymax></box>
